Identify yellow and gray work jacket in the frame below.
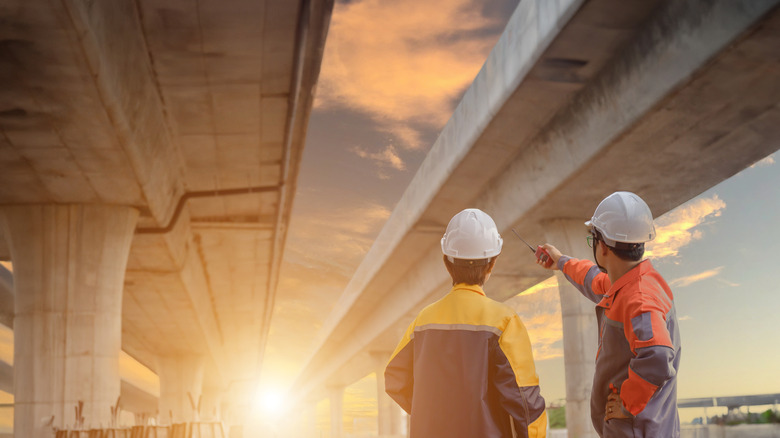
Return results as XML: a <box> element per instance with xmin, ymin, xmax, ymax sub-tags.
<box><xmin>385</xmin><ymin>284</ymin><xmax>547</xmax><ymax>438</ymax></box>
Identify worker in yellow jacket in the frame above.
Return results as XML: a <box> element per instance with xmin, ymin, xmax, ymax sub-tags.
<box><xmin>385</xmin><ymin>208</ymin><xmax>547</xmax><ymax>437</ymax></box>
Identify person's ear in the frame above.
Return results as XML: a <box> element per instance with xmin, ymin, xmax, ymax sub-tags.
<box><xmin>487</xmin><ymin>256</ymin><xmax>498</xmax><ymax>274</ymax></box>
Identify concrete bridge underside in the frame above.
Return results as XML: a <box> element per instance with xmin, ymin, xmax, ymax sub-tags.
<box><xmin>0</xmin><ymin>0</ymin><xmax>333</xmax><ymax>435</ymax></box>
<box><xmin>292</xmin><ymin>0</ymin><xmax>780</xmax><ymax>436</ymax></box>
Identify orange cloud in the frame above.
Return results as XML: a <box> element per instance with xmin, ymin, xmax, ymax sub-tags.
<box><xmin>669</xmin><ymin>267</ymin><xmax>723</xmax><ymax>288</ymax></box>
<box><xmin>524</xmin><ymin>311</ymin><xmax>564</xmax><ymax>360</ymax></box>
<box><xmin>646</xmin><ymin>195</ymin><xmax>726</xmax><ymax>259</ymax></box>
<box><xmin>0</xmin><ymin>325</ymin><xmax>12</xmax><ymax>366</ymax></box>
<box><xmin>353</xmin><ymin>145</ymin><xmax>406</xmax><ymax>176</ymax></box>
<box><xmin>0</xmin><ymin>390</ymin><xmax>10</xmax><ymax>432</ymax></box>
<box><xmin>507</xmin><ymin>277</ymin><xmax>563</xmax><ymax>360</ymax></box>
<box><xmin>316</xmin><ymin>0</ymin><xmax>502</xmax><ymax>151</ymax></box>
<box><xmin>517</xmin><ymin>276</ymin><xmax>558</xmax><ymax>297</ymax></box>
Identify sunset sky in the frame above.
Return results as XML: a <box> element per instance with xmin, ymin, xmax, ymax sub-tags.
<box><xmin>263</xmin><ymin>0</ymin><xmax>780</xmax><ymax>433</ymax></box>
<box><xmin>0</xmin><ymin>0</ymin><xmax>776</xmax><ymax>435</ymax></box>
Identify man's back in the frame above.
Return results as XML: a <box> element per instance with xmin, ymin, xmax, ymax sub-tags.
<box><xmin>385</xmin><ymin>284</ymin><xmax>547</xmax><ymax>438</ymax></box>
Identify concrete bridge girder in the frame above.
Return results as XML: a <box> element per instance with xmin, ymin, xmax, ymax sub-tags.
<box><xmin>292</xmin><ymin>0</ymin><xmax>780</xmax><ymax>424</ymax></box>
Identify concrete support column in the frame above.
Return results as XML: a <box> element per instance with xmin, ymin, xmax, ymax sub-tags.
<box><xmin>297</xmin><ymin>402</ymin><xmax>318</xmax><ymax>438</ymax></box>
<box><xmin>0</xmin><ymin>204</ymin><xmax>138</xmax><ymax>438</ymax></box>
<box><xmin>199</xmin><ymin>386</ymin><xmax>222</xmax><ymax>422</ymax></box>
<box><xmin>328</xmin><ymin>386</ymin><xmax>344</xmax><ymax>438</ymax></box>
<box><xmin>543</xmin><ymin>219</ymin><xmax>599</xmax><ymax>438</ymax></box>
<box><xmin>157</xmin><ymin>355</ymin><xmax>205</xmax><ymax>424</ymax></box>
<box><xmin>371</xmin><ymin>352</ymin><xmax>402</xmax><ymax>437</ymax></box>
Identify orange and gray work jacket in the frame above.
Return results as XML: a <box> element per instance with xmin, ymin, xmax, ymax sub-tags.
<box><xmin>384</xmin><ymin>284</ymin><xmax>547</xmax><ymax>438</ymax></box>
<box><xmin>559</xmin><ymin>257</ymin><xmax>681</xmax><ymax>438</ymax></box>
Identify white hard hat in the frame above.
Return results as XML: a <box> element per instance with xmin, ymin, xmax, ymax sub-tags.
<box><xmin>585</xmin><ymin>191</ymin><xmax>656</xmax><ymax>246</ymax></box>
<box><xmin>441</xmin><ymin>208</ymin><xmax>503</xmax><ymax>260</ymax></box>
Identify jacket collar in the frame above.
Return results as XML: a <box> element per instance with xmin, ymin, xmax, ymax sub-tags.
<box><xmin>599</xmin><ymin>259</ymin><xmax>654</xmax><ymax>307</ymax></box>
<box><xmin>452</xmin><ymin>283</ymin><xmax>486</xmax><ymax>296</ymax></box>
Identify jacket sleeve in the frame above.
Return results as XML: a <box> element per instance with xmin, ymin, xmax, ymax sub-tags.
<box><xmin>559</xmin><ymin>256</ymin><xmax>611</xmax><ymax>303</ymax></box>
<box><xmin>384</xmin><ymin>319</ymin><xmax>416</xmax><ymax>414</ymax></box>
<box><xmin>492</xmin><ymin>314</ymin><xmax>547</xmax><ymax>438</ymax></box>
<box><xmin>620</xmin><ymin>303</ymin><xmax>677</xmax><ymax>415</ymax></box>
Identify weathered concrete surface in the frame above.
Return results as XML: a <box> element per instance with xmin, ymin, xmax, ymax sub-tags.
<box><xmin>0</xmin><ymin>0</ymin><xmax>333</xmax><ymax>425</ymax></box>
<box><xmin>292</xmin><ymin>0</ymin><xmax>780</xmax><ymax>406</ymax></box>
<box><xmin>0</xmin><ymin>205</ymin><xmax>138</xmax><ymax>437</ymax></box>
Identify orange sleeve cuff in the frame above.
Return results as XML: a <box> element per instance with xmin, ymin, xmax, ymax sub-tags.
<box><xmin>621</xmin><ymin>367</ymin><xmax>659</xmax><ymax>416</ymax></box>
<box><xmin>563</xmin><ymin>258</ymin><xmax>595</xmax><ymax>284</ymax></box>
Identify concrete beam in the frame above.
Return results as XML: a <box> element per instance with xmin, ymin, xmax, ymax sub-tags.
<box><xmin>62</xmin><ymin>0</ymin><xmax>186</xmax><ymax>227</ymax></box>
<box><xmin>254</xmin><ymin>0</ymin><xmax>335</xmax><ymax>375</ymax></box>
<box><xmin>0</xmin><ymin>236</ymin><xmax>8</xmax><ymax>262</ymax></box>
<box><xmin>120</xmin><ymin>379</ymin><xmax>158</xmax><ymax>416</ymax></box>
<box><xmin>292</xmin><ymin>0</ymin><xmax>780</xmax><ymax>399</ymax></box>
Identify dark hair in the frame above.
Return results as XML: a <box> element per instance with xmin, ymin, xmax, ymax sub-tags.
<box><xmin>593</xmin><ymin>229</ymin><xmax>644</xmax><ymax>261</ymax></box>
<box><xmin>443</xmin><ymin>255</ymin><xmax>497</xmax><ymax>286</ymax></box>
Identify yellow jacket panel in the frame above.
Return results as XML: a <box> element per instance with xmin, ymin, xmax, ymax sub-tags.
<box><xmin>385</xmin><ymin>284</ymin><xmax>547</xmax><ymax>437</ymax></box>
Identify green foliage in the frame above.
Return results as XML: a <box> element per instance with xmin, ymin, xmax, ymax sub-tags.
<box><xmin>547</xmin><ymin>406</ymin><xmax>566</xmax><ymax>429</ymax></box>
<box><xmin>759</xmin><ymin>409</ymin><xmax>778</xmax><ymax>424</ymax></box>
<box><xmin>713</xmin><ymin>408</ymin><xmax>779</xmax><ymax>425</ymax></box>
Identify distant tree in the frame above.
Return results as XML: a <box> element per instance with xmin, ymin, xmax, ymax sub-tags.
<box><xmin>547</xmin><ymin>406</ymin><xmax>566</xmax><ymax>429</ymax></box>
<box><xmin>759</xmin><ymin>409</ymin><xmax>778</xmax><ymax>424</ymax></box>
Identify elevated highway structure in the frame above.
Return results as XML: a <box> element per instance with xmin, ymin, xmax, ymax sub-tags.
<box><xmin>0</xmin><ymin>0</ymin><xmax>333</xmax><ymax>435</ymax></box>
<box><xmin>291</xmin><ymin>1</ymin><xmax>780</xmax><ymax>436</ymax></box>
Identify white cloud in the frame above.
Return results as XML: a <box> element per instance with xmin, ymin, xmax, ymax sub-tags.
<box><xmin>716</xmin><ymin>278</ymin><xmax>740</xmax><ymax>287</ymax></box>
<box><xmin>646</xmin><ymin>195</ymin><xmax>726</xmax><ymax>259</ymax></box>
<box><xmin>670</xmin><ymin>267</ymin><xmax>723</xmax><ymax>288</ymax></box>
<box><xmin>750</xmin><ymin>154</ymin><xmax>775</xmax><ymax>168</ymax></box>
<box><xmin>678</xmin><ymin>315</ymin><xmax>692</xmax><ymax>321</ymax></box>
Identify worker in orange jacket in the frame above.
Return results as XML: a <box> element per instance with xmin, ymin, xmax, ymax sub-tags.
<box><xmin>385</xmin><ymin>208</ymin><xmax>547</xmax><ymax>437</ymax></box>
<box><xmin>538</xmin><ymin>191</ymin><xmax>681</xmax><ymax>437</ymax></box>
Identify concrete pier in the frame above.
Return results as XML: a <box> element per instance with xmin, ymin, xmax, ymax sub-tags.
<box><xmin>0</xmin><ymin>205</ymin><xmax>138</xmax><ymax>437</ymax></box>
<box><xmin>157</xmin><ymin>356</ymin><xmax>205</xmax><ymax>424</ymax></box>
<box><xmin>329</xmin><ymin>386</ymin><xmax>344</xmax><ymax>438</ymax></box>
<box><xmin>543</xmin><ymin>219</ymin><xmax>599</xmax><ymax>438</ymax></box>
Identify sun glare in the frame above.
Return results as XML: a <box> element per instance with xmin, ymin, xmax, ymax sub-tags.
<box><xmin>253</xmin><ymin>387</ymin><xmax>289</xmax><ymax>416</ymax></box>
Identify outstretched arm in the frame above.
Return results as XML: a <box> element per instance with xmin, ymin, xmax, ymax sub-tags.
<box><xmin>537</xmin><ymin>243</ymin><xmax>611</xmax><ymax>303</ymax></box>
